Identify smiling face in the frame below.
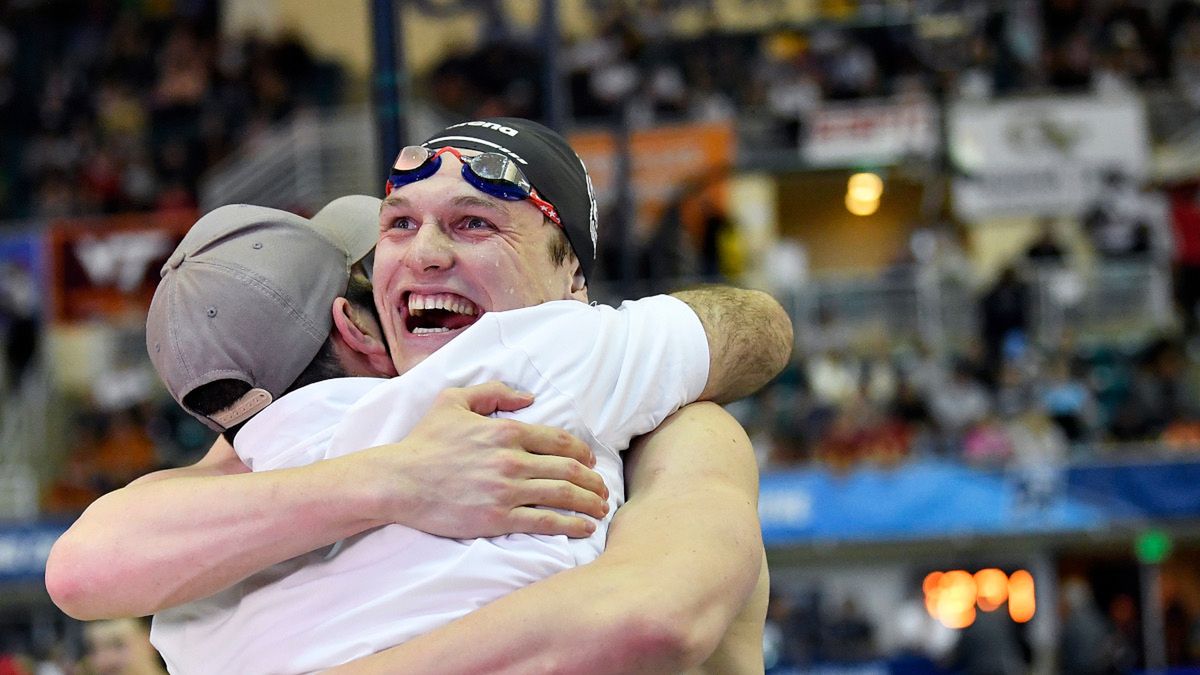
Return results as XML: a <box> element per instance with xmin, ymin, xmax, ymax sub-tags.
<box><xmin>374</xmin><ymin>149</ymin><xmax>583</xmax><ymax>374</ymax></box>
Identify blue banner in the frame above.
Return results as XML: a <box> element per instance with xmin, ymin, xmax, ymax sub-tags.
<box><xmin>1068</xmin><ymin>460</ymin><xmax>1200</xmax><ymax>519</ymax></box>
<box><xmin>759</xmin><ymin>458</ymin><xmax>1199</xmax><ymax>547</ymax></box>
<box><xmin>0</xmin><ymin>522</ymin><xmax>67</xmax><ymax>583</ymax></box>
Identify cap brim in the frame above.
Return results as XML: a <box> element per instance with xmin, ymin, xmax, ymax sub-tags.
<box><xmin>308</xmin><ymin>195</ymin><xmax>382</xmax><ymax>265</ymax></box>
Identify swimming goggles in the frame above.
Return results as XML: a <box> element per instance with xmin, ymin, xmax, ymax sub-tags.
<box><xmin>385</xmin><ymin>146</ymin><xmax>562</xmax><ymax>227</ymax></box>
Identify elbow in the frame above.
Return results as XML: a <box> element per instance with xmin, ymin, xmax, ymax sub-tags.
<box><xmin>606</xmin><ymin>604</ymin><xmax>725</xmax><ymax>672</ymax></box>
<box><xmin>45</xmin><ymin>539</ymin><xmax>104</xmax><ymax>620</ymax></box>
<box><xmin>45</xmin><ymin>535</ymin><xmax>141</xmax><ymax>621</ymax></box>
<box><xmin>758</xmin><ymin>289</ymin><xmax>794</xmax><ymax>378</ymax></box>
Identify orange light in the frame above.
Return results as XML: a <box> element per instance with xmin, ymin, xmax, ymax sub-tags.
<box><xmin>935</xmin><ymin>570</ymin><xmax>977</xmax><ymax>628</ymax></box>
<box><xmin>1008</xmin><ymin>569</ymin><xmax>1036</xmax><ymax>622</ymax></box>
<box><xmin>940</xmin><ymin>603</ymin><xmax>977</xmax><ymax>629</ymax></box>
<box><xmin>974</xmin><ymin>568</ymin><xmax>1009</xmax><ymax>612</ymax></box>
<box><xmin>847</xmin><ymin>173</ymin><xmax>883</xmax><ymax>201</ymax></box>
<box><xmin>922</xmin><ymin>568</ymin><xmax>1037</xmax><ymax>628</ymax></box>
<box><xmin>845</xmin><ymin>173</ymin><xmax>883</xmax><ymax>216</ymax></box>
<box><xmin>923</xmin><ymin>572</ymin><xmax>942</xmax><ymax>616</ymax></box>
<box><xmin>845</xmin><ymin>194</ymin><xmax>880</xmax><ymax>216</ymax></box>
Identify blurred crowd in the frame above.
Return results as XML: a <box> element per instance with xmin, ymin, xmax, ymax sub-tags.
<box><xmin>0</xmin><ymin>0</ymin><xmax>346</xmax><ymax>221</ymax></box>
<box><xmin>0</xmin><ymin>618</ymin><xmax>164</xmax><ymax>675</ymax></box>
<box><xmin>416</xmin><ymin>0</ymin><xmax>1200</xmax><ymax>145</ymax></box>
<box><xmin>739</xmin><ymin>187</ymin><xmax>1200</xmax><ymax>473</ymax></box>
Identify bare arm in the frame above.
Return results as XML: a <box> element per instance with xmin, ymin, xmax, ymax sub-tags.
<box><xmin>45</xmin><ymin>383</ymin><xmax>608</xmax><ymax>620</ymax></box>
<box><xmin>689</xmin><ymin>553</ymin><xmax>770</xmax><ymax>675</ymax></box>
<box><xmin>671</xmin><ymin>286</ymin><xmax>793</xmax><ymax>403</ymax></box>
<box><xmin>330</xmin><ymin>401</ymin><xmax>765</xmax><ymax>675</ymax></box>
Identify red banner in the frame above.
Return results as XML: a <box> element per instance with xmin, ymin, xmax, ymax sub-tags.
<box><xmin>48</xmin><ymin>209</ymin><xmax>197</xmax><ymax>324</ymax></box>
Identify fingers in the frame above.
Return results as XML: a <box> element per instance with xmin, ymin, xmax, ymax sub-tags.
<box><xmin>517</xmin><ymin>453</ymin><xmax>608</xmax><ymax>502</ymax></box>
<box><xmin>451</xmin><ymin>381</ymin><xmax>535</xmax><ymax>416</ymax></box>
<box><xmin>507</xmin><ymin>506</ymin><xmax>599</xmax><ymax>539</ymax></box>
<box><xmin>512</xmin><ymin>422</ymin><xmax>595</xmax><ymax>468</ymax></box>
<box><xmin>519</xmin><ymin>477</ymin><xmax>609</xmax><ymax>520</ymax></box>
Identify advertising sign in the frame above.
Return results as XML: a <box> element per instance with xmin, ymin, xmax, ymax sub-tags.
<box><xmin>47</xmin><ymin>209</ymin><xmax>196</xmax><ymax>324</ymax></box>
<box><xmin>569</xmin><ymin>122</ymin><xmax>734</xmax><ymax>240</ymax></box>
<box><xmin>805</xmin><ymin>98</ymin><xmax>939</xmax><ymax>167</ymax></box>
<box><xmin>949</xmin><ymin>95</ymin><xmax>1149</xmax><ymax>221</ymax></box>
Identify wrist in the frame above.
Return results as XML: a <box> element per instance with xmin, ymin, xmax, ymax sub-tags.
<box><xmin>321</xmin><ymin>441</ymin><xmax>416</xmax><ymax>529</ymax></box>
<box><xmin>302</xmin><ymin>453</ymin><xmax>395</xmax><ymax>531</ymax></box>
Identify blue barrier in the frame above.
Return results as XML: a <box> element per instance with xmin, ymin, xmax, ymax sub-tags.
<box><xmin>759</xmin><ymin>458</ymin><xmax>1200</xmax><ymax>547</ymax></box>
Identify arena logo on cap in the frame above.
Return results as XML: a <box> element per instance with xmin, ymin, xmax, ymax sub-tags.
<box><xmin>447</xmin><ymin>120</ymin><xmax>519</xmax><ymax>137</ymax></box>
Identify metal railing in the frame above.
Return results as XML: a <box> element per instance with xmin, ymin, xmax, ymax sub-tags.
<box><xmin>0</xmin><ymin>362</ymin><xmax>49</xmax><ymax>519</ymax></box>
<box><xmin>199</xmin><ymin>109</ymin><xmax>377</xmax><ymax>214</ymax></box>
<box><xmin>773</xmin><ymin>262</ymin><xmax>1174</xmax><ymax>358</ymax></box>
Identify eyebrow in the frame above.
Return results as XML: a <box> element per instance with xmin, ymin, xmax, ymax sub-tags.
<box><xmin>380</xmin><ymin>193</ymin><xmax>511</xmax><ymax>219</ymax></box>
<box><xmin>450</xmin><ymin>194</ymin><xmax>511</xmax><ymax>217</ymax></box>
<box><xmin>381</xmin><ymin>194</ymin><xmax>411</xmax><ymax>210</ymax></box>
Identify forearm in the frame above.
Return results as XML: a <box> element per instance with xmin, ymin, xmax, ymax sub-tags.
<box><xmin>690</xmin><ymin>554</ymin><xmax>770</xmax><ymax>675</ymax></box>
<box><xmin>46</xmin><ymin>383</ymin><xmax>609</xmax><ymax>621</ymax></box>
<box><xmin>331</xmin><ymin>402</ymin><xmax>764</xmax><ymax>675</ymax></box>
<box><xmin>671</xmin><ymin>285</ymin><xmax>793</xmax><ymax>402</ymax></box>
<box><xmin>46</xmin><ymin>457</ymin><xmax>384</xmax><ymax>620</ymax></box>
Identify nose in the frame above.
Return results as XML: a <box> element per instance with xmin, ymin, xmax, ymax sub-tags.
<box><xmin>405</xmin><ymin>219</ymin><xmax>454</xmax><ymax>273</ymax></box>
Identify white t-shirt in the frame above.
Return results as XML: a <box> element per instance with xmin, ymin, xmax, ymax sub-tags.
<box><xmin>150</xmin><ymin>296</ymin><xmax>709</xmax><ymax>675</ymax></box>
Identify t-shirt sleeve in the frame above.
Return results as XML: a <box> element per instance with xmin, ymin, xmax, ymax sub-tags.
<box><xmin>493</xmin><ymin>296</ymin><xmax>709</xmax><ymax>450</ymax></box>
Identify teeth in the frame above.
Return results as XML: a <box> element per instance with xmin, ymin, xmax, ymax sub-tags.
<box><xmin>407</xmin><ymin>293</ymin><xmax>479</xmax><ymax>316</ymax></box>
<box><xmin>412</xmin><ymin>327</ymin><xmax>451</xmax><ymax>335</ymax></box>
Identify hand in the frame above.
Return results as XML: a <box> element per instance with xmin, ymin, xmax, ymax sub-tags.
<box><xmin>353</xmin><ymin>381</ymin><xmax>609</xmax><ymax>539</ymax></box>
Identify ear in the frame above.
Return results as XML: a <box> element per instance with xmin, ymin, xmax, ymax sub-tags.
<box><xmin>331</xmin><ymin>297</ymin><xmax>396</xmax><ymax>376</ymax></box>
<box><xmin>569</xmin><ymin>260</ymin><xmax>588</xmax><ymax>302</ymax></box>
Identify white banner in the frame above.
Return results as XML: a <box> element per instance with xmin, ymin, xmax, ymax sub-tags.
<box><xmin>949</xmin><ymin>95</ymin><xmax>1149</xmax><ymax>221</ymax></box>
<box><xmin>804</xmin><ymin>99</ymin><xmax>939</xmax><ymax>167</ymax></box>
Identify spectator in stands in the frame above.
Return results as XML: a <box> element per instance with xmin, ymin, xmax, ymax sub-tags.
<box><xmin>821</xmin><ymin>597</ymin><xmax>877</xmax><ymax>663</ymax></box>
<box><xmin>1114</xmin><ymin>337</ymin><xmax>1196</xmax><ymax>440</ymax></box>
<box><xmin>1007</xmin><ymin>406</ymin><xmax>1069</xmax><ymax>511</ymax></box>
<box><xmin>980</xmin><ymin>265</ymin><xmax>1031</xmax><ymax>382</ymax></box>
<box><xmin>1040</xmin><ymin>354</ymin><xmax>1098</xmax><ymax>442</ymax></box>
<box><xmin>962</xmin><ymin>414</ymin><xmax>1013</xmax><ymax>468</ymax></box>
<box><xmin>0</xmin><ymin>3</ymin><xmax>342</xmax><ymax>220</ymax></box>
<box><xmin>1059</xmin><ymin>578</ymin><xmax>1121</xmax><ymax>675</ymax></box>
<box><xmin>929</xmin><ymin>358</ymin><xmax>993</xmax><ymax>455</ymax></box>
<box><xmin>1084</xmin><ymin>169</ymin><xmax>1172</xmax><ymax>261</ymax></box>
<box><xmin>82</xmin><ymin>619</ymin><xmax>164</xmax><ymax>675</ymax></box>
<box><xmin>1025</xmin><ymin>218</ymin><xmax>1067</xmax><ymax>265</ymax></box>
<box><xmin>1169</xmin><ymin>181</ymin><xmax>1200</xmax><ymax>334</ymax></box>
<box><xmin>0</xmin><ymin>262</ymin><xmax>37</xmax><ymax>391</ymax></box>
<box><xmin>1098</xmin><ymin>0</ymin><xmax>1159</xmax><ymax>85</ymax></box>
<box><xmin>1169</xmin><ymin>10</ymin><xmax>1200</xmax><ymax>106</ymax></box>
<box><xmin>950</xmin><ymin>605</ymin><xmax>1029</xmax><ymax>675</ymax></box>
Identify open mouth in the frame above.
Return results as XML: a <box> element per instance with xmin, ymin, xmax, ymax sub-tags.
<box><xmin>404</xmin><ymin>292</ymin><xmax>482</xmax><ymax>335</ymax></box>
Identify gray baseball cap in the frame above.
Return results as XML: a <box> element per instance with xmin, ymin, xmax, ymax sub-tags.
<box><xmin>146</xmin><ymin>195</ymin><xmax>381</xmax><ymax>432</ymax></box>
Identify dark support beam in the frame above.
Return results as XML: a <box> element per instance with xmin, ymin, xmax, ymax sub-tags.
<box><xmin>371</xmin><ymin>0</ymin><xmax>406</xmax><ymax>181</ymax></box>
